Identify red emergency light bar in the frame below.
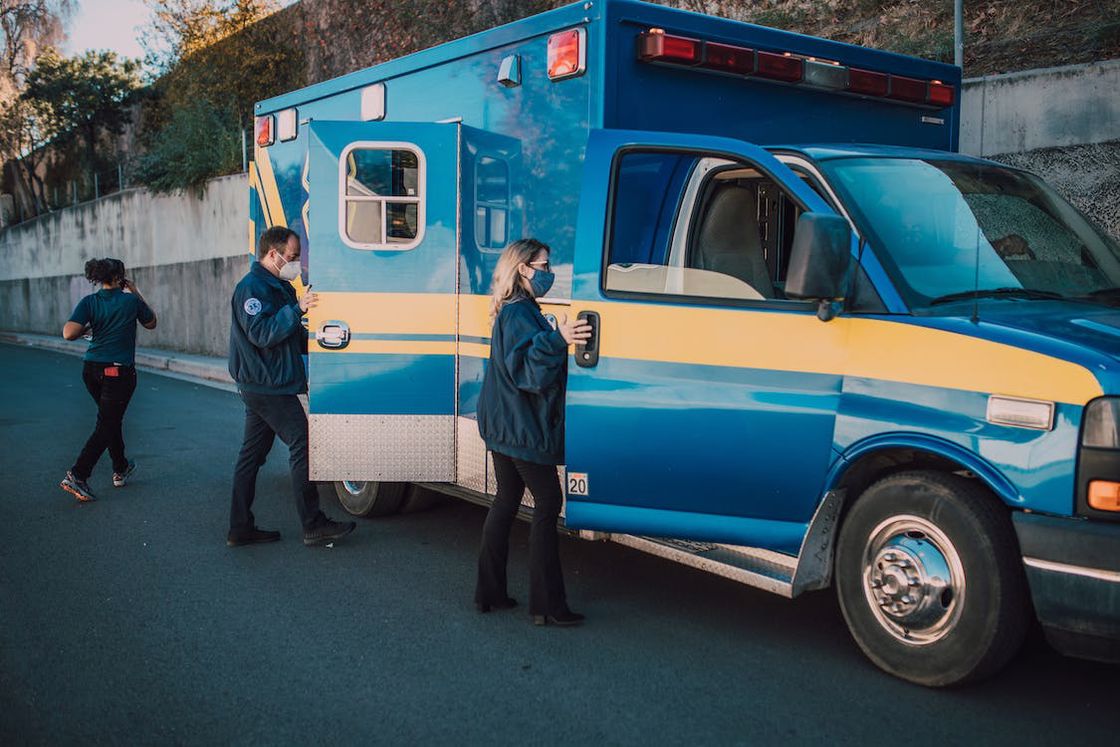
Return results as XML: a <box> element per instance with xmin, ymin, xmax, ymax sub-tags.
<box><xmin>887</xmin><ymin>74</ymin><xmax>928</xmax><ymax>103</ymax></box>
<box><xmin>636</xmin><ymin>28</ymin><xmax>954</xmax><ymax>109</ymax></box>
<box><xmin>756</xmin><ymin>51</ymin><xmax>803</xmax><ymax>83</ymax></box>
<box><xmin>702</xmin><ymin>41</ymin><xmax>754</xmax><ymax>74</ymax></box>
<box><xmin>637</xmin><ymin>28</ymin><xmax>703</xmax><ymax>65</ymax></box>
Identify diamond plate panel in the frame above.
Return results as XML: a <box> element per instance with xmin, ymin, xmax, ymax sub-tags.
<box><xmin>309</xmin><ymin>414</ymin><xmax>454</xmax><ymax>481</ymax></box>
<box><xmin>456</xmin><ymin>416</ymin><xmax>487</xmax><ymax>494</ymax></box>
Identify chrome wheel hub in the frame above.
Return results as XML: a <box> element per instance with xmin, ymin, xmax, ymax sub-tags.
<box><xmin>861</xmin><ymin>515</ymin><xmax>965</xmax><ymax>645</ymax></box>
<box><xmin>342</xmin><ymin>481</ymin><xmax>367</xmax><ymax>495</ymax></box>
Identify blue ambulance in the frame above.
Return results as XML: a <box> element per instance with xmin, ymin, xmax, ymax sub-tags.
<box><xmin>249</xmin><ymin>0</ymin><xmax>1119</xmax><ymax>685</ymax></box>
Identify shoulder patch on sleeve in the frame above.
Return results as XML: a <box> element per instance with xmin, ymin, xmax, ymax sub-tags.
<box><xmin>243</xmin><ymin>298</ymin><xmax>262</xmax><ymax>316</ymax></box>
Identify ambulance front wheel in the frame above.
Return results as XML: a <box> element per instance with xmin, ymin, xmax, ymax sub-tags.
<box><xmin>333</xmin><ymin>481</ymin><xmax>408</xmax><ymax>517</ymax></box>
<box><xmin>834</xmin><ymin>470</ymin><xmax>1030</xmax><ymax>687</ymax></box>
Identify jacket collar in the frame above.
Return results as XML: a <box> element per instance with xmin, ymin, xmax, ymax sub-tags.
<box><xmin>251</xmin><ymin>260</ymin><xmax>285</xmax><ymax>290</ymax></box>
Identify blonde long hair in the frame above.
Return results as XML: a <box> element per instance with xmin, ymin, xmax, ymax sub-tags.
<box><xmin>489</xmin><ymin>238</ymin><xmax>549</xmax><ymax>321</ymax></box>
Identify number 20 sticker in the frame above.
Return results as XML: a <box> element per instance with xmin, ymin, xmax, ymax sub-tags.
<box><xmin>567</xmin><ymin>472</ymin><xmax>589</xmax><ymax>496</ymax></box>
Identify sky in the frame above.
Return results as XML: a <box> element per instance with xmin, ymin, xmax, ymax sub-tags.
<box><xmin>62</xmin><ymin>0</ymin><xmax>149</xmax><ymax>60</ymax></box>
<box><xmin>60</xmin><ymin>0</ymin><xmax>298</xmax><ymax>61</ymax></box>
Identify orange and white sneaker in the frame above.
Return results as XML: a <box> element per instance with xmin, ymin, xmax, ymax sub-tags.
<box><xmin>60</xmin><ymin>471</ymin><xmax>97</xmax><ymax>502</ymax></box>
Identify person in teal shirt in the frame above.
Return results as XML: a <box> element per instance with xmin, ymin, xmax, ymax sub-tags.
<box><xmin>59</xmin><ymin>258</ymin><xmax>157</xmax><ymax>502</ymax></box>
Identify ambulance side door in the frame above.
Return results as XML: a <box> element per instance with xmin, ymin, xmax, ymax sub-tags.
<box><xmin>305</xmin><ymin>121</ymin><xmax>460</xmax><ymax>482</ymax></box>
<box><xmin>564</xmin><ymin>129</ymin><xmax>850</xmax><ymax>555</ymax></box>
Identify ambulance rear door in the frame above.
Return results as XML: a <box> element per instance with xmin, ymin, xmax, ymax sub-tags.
<box><xmin>306</xmin><ymin>120</ymin><xmax>460</xmax><ymax>482</ymax></box>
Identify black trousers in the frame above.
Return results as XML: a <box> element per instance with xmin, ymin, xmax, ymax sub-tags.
<box><xmin>229</xmin><ymin>392</ymin><xmax>323</xmax><ymax>532</ymax></box>
<box><xmin>476</xmin><ymin>451</ymin><xmax>568</xmax><ymax>616</ymax></box>
<box><xmin>71</xmin><ymin>362</ymin><xmax>137</xmax><ymax>480</ymax></box>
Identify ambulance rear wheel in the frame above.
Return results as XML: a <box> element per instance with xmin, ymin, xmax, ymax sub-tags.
<box><xmin>400</xmin><ymin>484</ymin><xmax>444</xmax><ymax>513</ymax></box>
<box><xmin>333</xmin><ymin>481</ymin><xmax>408</xmax><ymax>517</ymax></box>
<box><xmin>835</xmin><ymin>470</ymin><xmax>1029</xmax><ymax>687</ymax></box>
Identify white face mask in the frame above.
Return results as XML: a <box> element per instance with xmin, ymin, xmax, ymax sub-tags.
<box><xmin>274</xmin><ymin>252</ymin><xmax>302</xmax><ymax>282</ymax></box>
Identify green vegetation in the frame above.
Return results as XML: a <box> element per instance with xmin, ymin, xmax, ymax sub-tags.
<box><xmin>134</xmin><ymin>0</ymin><xmax>305</xmax><ymax>194</ymax></box>
<box><xmin>25</xmin><ymin>49</ymin><xmax>140</xmax><ymax>176</ymax></box>
<box><xmin>133</xmin><ymin>98</ymin><xmax>242</xmax><ymax>194</ymax></box>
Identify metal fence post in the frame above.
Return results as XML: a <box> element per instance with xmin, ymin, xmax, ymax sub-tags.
<box><xmin>119</xmin><ymin>163</ymin><xmax>125</xmax><ymax>191</ymax></box>
<box><xmin>94</xmin><ymin>172</ymin><xmax>100</xmax><ymax>200</ymax></box>
<box><xmin>72</xmin><ymin>181</ymin><xmax>77</xmax><ymax>206</ymax></box>
<box><xmin>954</xmin><ymin>0</ymin><xmax>964</xmax><ymax>68</ymax></box>
<box><xmin>242</xmin><ymin>128</ymin><xmax>248</xmax><ymax>172</ymax></box>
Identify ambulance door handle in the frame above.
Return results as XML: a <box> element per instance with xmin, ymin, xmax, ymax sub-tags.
<box><xmin>575</xmin><ymin>311</ymin><xmax>599</xmax><ymax>368</ymax></box>
<box><xmin>316</xmin><ymin>320</ymin><xmax>351</xmax><ymax>350</ymax></box>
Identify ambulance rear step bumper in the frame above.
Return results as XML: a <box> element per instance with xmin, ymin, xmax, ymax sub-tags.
<box><xmin>610</xmin><ymin>535</ymin><xmax>797</xmax><ymax>598</ymax></box>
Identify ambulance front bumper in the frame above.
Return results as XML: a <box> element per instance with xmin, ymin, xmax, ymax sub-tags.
<box><xmin>1013</xmin><ymin>512</ymin><xmax>1120</xmax><ymax>663</ymax></box>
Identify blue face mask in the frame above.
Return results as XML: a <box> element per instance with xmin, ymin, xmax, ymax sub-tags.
<box><xmin>529</xmin><ymin>268</ymin><xmax>555</xmax><ymax>298</ymax></box>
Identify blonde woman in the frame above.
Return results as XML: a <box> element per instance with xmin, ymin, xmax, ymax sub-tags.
<box><xmin>475</xmin><ymin>238</ymin><xmax>591</xmax><ymax>625</ymax></box>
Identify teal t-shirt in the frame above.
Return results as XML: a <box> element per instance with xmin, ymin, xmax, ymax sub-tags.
<box><xmin>69</xmin><ymin>288</ymin><xmax>154</xmax><ymax>365</ymax></box>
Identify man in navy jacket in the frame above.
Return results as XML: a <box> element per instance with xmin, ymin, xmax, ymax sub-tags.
<box><xmin>227</xmin><ymin>226</ymin><xmax>356</xmax><ymax>547</ymax></box>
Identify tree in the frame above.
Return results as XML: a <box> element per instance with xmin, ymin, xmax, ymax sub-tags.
<box><xmin>133</xmin><ymin>97</ymin><xmax>241</xmax><ymax>195</ymax></box>
<box><xmin>0</xmin><ymin>0</ymin><xmax>72</xmax><ymax>216</ymax></box>
<box><xmin>135</xmin><ymin>0</ymin><xmax>303</xmax><ymax>193</ymax></box>
<box><xmin>24</xmin><ymin>49</ymin><xmax>142</xmax><ymax>175</ymax></box>
<box><xmin>141</xmin><ymin>0</ymin><xmax>278</xmax><ymax>75</ymax></box>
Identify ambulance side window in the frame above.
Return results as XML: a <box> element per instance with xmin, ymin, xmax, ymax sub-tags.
<box><xmin>475</xmin><ymin>156</ymin><xmax>509</xmax><ymax>251</ymax></box>
<box><xmin>341</xmin><ymin>145</ymin><xmax>423</xmax><ymax>250</ymax></box>
<box><xmin>685</xmin><ymin>168</ymin><xmax>804</xmax><ymax>300</ymax></box>
<box><xmin>604</xmin><ymin>150</ymin><xmax>809</xmax><ymax>304</ymax></box>
<box><xmin>603</xmin><ymin>151</ymin><xmax>697</xmax><ymax>296</ymax></box>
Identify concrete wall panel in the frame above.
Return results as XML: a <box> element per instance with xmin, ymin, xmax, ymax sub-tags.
<box><xmin>961</xmin><ymin>60</ymin><xmax>1120</xmax><ymax>157</ymax></box>
<box><xmin>0</xmin><ymin>174</ymin><xmax>248</xmax><ymax>282</ymax></box>
<box><xmin>0</xmin><ymin>256</ymin><xmax>249</xmax><ymax>358</ymax></box>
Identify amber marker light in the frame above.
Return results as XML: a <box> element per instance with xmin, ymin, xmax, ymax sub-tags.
<box><xmin>1088</xmin><ymin>481</ymin><xmax>1120</xmax><ymax>512</ymax></box>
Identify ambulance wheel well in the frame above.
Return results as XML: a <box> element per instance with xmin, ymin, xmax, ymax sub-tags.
<box><xmin>833</xmin><ymin>448</ymin><xmax>994</xmax><ymax>519</ymax></box>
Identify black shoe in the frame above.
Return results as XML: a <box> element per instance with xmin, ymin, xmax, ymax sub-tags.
<box><xmin>227</xmin><ymin>527</ymin><xmax>281</xmax><ymax>547</ymax></box>
<box><xmin>531</xmin><ymin>609</ymin><xmax>585</xmax><ymax>627</ymax></box>
<box><xmin>476</xmin><ymin>597</ymin><xmax>518</xmax><ymax>613</ymax></box>
<box><xmin>302</xmin><ymin>517</ymin><xmax>356</xmax><ymax>546</ymax></box>
<box><xmin>60</xmin><ymin>471</ymin><xmax>96</xmax><ymax>502</ymax></box>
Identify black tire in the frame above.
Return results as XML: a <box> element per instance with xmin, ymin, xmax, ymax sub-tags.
<box><xmin>332</xmin><ymin>481</ymin><xmax>408</xmax><ymax>517</ymax></box>
<box><xmin>835</xmin><ymin>470</ymin><xmax>1030</xmax><ymax>687</ymax></box>
<box><xmin>399</xmin><ymin>484</ymin><xmax>445</xmax><ymax>513</ymax></box>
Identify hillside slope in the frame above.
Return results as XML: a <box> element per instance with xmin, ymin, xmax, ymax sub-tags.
<box><xmin>664</xmin><ymin>1</ymin><xmax>1120</xmax><ymax>76</ymax></box>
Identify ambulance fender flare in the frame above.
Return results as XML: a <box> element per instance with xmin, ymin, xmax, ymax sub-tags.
<box><xmin>824</xmin><ymin>433</ymin><xmax>1021</xmax><ymax>509</ymax></box>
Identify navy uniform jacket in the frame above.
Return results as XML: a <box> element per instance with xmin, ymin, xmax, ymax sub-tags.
<box><xmin>228</xmin><ymin>262</ymin><xmax>307</xmax><ymax>395</ymax></box>
<box><xmin>477</xmin><ymin>297</ymin><xmax>568</xmax><ymax>465</ymax></box>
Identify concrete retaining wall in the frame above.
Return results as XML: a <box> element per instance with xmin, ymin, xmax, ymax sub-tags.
<box><xmin>960</xmin><ymin>60</ymin><xmax>1120</xmax><ymax>157</ymax></box>
<box><xmin>0</xmin><ymin>175</ymin><xmax>249</xmax><ymax>358</ymax></box>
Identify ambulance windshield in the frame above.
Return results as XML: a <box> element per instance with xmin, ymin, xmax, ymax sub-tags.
<box><xmin>822</xmin><ymin>157</ymin><xmax>1120</xmax><ymax>312</ymax></box>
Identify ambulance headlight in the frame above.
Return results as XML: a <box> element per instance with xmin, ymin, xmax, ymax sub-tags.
<box><xmin>1082</xmin><ymin>397</ymin><xmax>1120</xmax><ymax>449</ymax></box>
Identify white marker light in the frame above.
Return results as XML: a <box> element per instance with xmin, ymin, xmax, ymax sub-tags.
<box><xmin>277</xmin><ymin>108</ymin><xmax>298</xmax><ymax>141</ymax></box>
<box><xmin>987</xmin><ymin>396</ymin><xmax>1055</xmax><ymax>431</ymax></box>
<box><xmin>361</xmin><ymin>83</ymin><xmax>386</xmax><ymax>121</ymax></box>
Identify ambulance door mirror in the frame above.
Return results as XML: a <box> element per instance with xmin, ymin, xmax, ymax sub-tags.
<box><xmin>784</xmin><ymin>212</ymin><xmax>851</xmax><ymax>310</ymax></box>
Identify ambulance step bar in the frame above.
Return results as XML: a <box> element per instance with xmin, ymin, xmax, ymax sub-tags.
<box><xmin>599</xmin><ymin>491</ymin><xmax>844</xmax><ymax>600</ymax></box>
<box><xmin>610</xmin><ymin>535</ymin><xmax>798</xmax><ymax>598</ymax></box>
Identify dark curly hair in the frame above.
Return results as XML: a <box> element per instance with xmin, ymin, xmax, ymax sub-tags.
<box><xmin>84</xmin><ymin>258</ymin><xmax>126</xmax><ymax>285</ymax></box>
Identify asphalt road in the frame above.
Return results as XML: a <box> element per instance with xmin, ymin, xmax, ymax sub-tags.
<box><xmin>1</xmin><ymin>343</ymin><xmax>1116</xmax><ymax>745</ymax></box>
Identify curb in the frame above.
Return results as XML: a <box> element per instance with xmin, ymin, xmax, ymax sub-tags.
<box><xmin>0</xmin><ymin>331</ymin><xmax>234</xmax><ymax>388</ymax></box>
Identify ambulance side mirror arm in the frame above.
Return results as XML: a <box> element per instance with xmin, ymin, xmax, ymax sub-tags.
<box><xmin>784</xmin><ymin>212</ymin><xmax>852</xmax><ymax>322</ymax></box>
